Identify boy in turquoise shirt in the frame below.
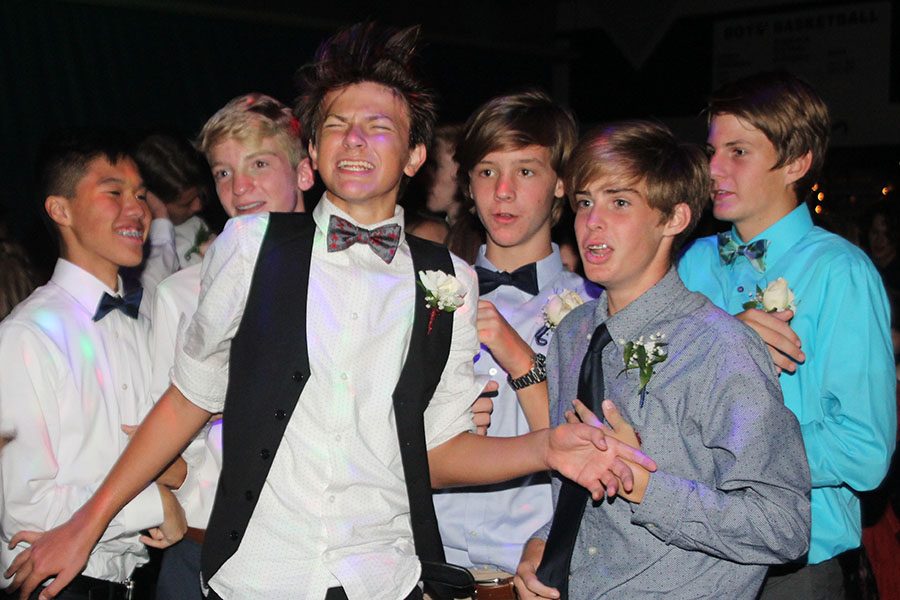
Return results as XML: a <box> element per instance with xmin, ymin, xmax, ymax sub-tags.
<box><xmin>678</xmin><ymin>71</ymin><xmax>896</xmax><ymax>598</ymax></box>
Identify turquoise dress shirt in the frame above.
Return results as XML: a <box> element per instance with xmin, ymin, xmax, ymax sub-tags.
<box><xmin>678</xmin><ymin>203</ymin><xmax>897</xmax><ymax>564</ymax></box>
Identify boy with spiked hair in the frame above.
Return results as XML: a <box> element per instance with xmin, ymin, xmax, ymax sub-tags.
<box><xmin>433</xmin><ymin>90</ymin><xmax>599</xmax><ymax>594</ymax></box>
<box><xmin>6</xmin><ymin>25</ymin><xmax>653</xmax><ymax>600</ymax></box>
<box><xmin>515</xmin><ymin>121</ymin><xmax>811</xmax><ymax>600</ymax></box>
<box><xmin>148</xmin><ymin>92</ymin><xmax>314</xmax><ymax>599</ymax></box>
<box><xmin>679</xmin><ymin>71</ymin><xmax>895</xmax><ymax>598</ymax></box>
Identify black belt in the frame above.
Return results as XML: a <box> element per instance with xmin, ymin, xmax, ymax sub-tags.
<box><xmin>56</xmin><ymin>574</ymin><xmax>132</xmax><ymax>600</ymax></box>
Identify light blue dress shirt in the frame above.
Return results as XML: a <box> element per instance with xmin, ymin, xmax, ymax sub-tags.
<box><xmin>433</xmin><ymin>245</ymin><xmax>600</xmax><ymax>573</ymax></box>
<box><xmin>678</xmin><ymin>203</ymin><xmax>897</xmax><ymax>564</ymax></box>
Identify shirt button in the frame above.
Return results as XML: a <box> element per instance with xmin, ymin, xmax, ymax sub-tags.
<box><xmin>228</xmin><ymin>530</ymin><xmax>239</xmax><ymax>541</ymax></box>
<box><xmin>245</xmin><ymin>490</ymin><xmax>254</xmax><ymax>501</ymax></box>
<box><xmin>259</xmin><ymin>448</ymin><xmax>271</xmax><ymax>460</ymax></box>
<box><xmin>586</xmin><ymin>334</ymin><xmax>592</xmax><ymax>341</ymax></box>
<box><xmin>350</xmin><ymin>312</ymin><xmax>358</xmax><ymax>320</ymax></box>
<box><xmin>292</xmin><ymin>371</ymin><xmax>305</xmax><ymax>382</ymax></box>
<box><xmin>588</xmin><ymin>546</ymin><xmax>598</xmax><ymax>556</ymax></box>
<box><xmin>340</xmin><ymin>372</ymin><xmax>348</xmax><ymax>380</ymax></box>
<box><xmin>121</xmin><ymin>383</ymin><xmax>128</xmax><ymax>390</ymax></box>
<box><xmin>737</xmin><ymin>286</ymin><xmax>745</xmax><ymax>293</ymax></box>
<box><xmin>328</xmin><ymin>495</ymin><xmax>336</xmax><ymax>503</ymax></box>
<box><xmin>335</xmin><ymin>434</ymin><xmax>342</xmax><ymax>442</ymax></box>
<box><xmin>488</xmin><ymin>368</ymin><xmax>498</xmax><ymax>376</ymax></box>
<box><xmin>274</xmin><ymin>409</ymin><xmax>286</xmax><ymax>420</ymax></box>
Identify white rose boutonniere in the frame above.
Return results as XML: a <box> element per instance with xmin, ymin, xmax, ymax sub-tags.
<box><xmin>742</xmin><ymin>277</ymin><xmax>796</xmax><ymax>312</ymax></box>
<box><xmin>618</xmin><ymin>333</ymin><xmax>668</xmax><ymax>408</ymax></box>
<box><xmin>418</xmin><ymin>269</ymin><xmax>467</xmax><ymax>334</ymax></box>
<box><xmin>535</xmin><ymin>289</ymin><xmax>585</xmax><ymax>346</ymax></box>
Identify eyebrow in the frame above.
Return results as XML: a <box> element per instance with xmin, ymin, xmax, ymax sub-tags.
<box><xmin>574</xmin><ymin>187</ymin><xmax>641</xmax><ymax>195</ymax></box>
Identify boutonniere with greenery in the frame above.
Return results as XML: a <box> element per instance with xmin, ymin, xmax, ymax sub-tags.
<box><xmin>618</xmin><ymin>333</ymin><xmax>667</xmax><ymax>408</ymax></box>
<box><xmin>742</xmin><ymin>277</ymin><xmax>796</xmax><ymax>312</ymax></box>
<box><xmin>418</xmin><ymin>269</ymin><xmax>467</xmax><ymax>334</ymax></box>
<box><xmin>534</xmin><ymin>289</ymin><xmax>585</xmax><ymax>346</ymax></box>
<box><xmin>184</xmin><ymin>224</ymin><xmax>213</xmax><ymax>262</ymax></box>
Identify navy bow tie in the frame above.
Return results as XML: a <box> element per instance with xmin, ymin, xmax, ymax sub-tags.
<box><xmin>93</xmin><ymin>288</ymin><xmax>142</xmax><ymax>321</ymax></box>
<box><xmin>717</xmin><ymin>232</ymin><xmax>769</xmax><ymax>272</ymax></box>
<box><xmin>326</xmin><ymin>215</ymin><xmax>402</xmax><ymax>264</ymax></box>
<box><xmin>475</xmin><ymin>263</ymin><xmax>539</xmax><ymax>296</ymax></box>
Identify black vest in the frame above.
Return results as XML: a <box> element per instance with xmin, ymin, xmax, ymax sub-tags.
<box><xmin>200</xmin><ymin>213</ymin><xmax>468</xmax><ymax>593</ymax></box>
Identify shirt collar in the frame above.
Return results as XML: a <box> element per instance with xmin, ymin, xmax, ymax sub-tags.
<box><xmin>474</xmin><ymin>243</ymin><xmax>565</xmax><ymax>291</ymax></box>
<box><xmin>598</xmin><ymin>267</ymin><xmax>692</xmax><ymax>352</ymax></box>
<box><xmin>312</xmin><ymin>192</ymin><xmax>406</xmax><ymax>244</ymax></box>
<box><xmin>730</xmin><ymin>203</ymin><xmax>813</xmax><ymax>271</ymax></box>
<box><xmin>51</xmin><ymin>259</ymin><xmax>122</xmax><ymax>316</ymax></box>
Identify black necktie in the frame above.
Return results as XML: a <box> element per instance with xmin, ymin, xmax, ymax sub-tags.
<box><xmin>475</xmin><ymin>263</ymin><xmax>539</xmax><ymax>296</ymax></box>
<box><xmin>93</xmin><ymin>288</ymin><xmax>142</xmax><ymax>321</ymax></box>
<box><xmin>536</xmin><ymin>322</ymin><xmax>612</xmax><ymax>598</ymax></box>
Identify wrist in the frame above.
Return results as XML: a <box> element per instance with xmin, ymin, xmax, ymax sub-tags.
<box><xmin>508</xmin><ymin>353</ymin><xmax>546</xmax><ymax>390</ymax></box>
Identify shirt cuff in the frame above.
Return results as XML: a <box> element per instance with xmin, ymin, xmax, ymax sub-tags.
<box><xmin>149</xmin><ymin>218</ymin><xmax>175</xmax><ymax>244</ymax></box>
<box><xmin>116</xmin><ymin>482</ymin><xmax>165</xmax><ymax>533</ymax></box>
<box><xmin>630</xmin><ymin>470</ymin><xmax>693</xmax><ymax>543</ymax></box>
<box><xmin>172</xmin><ymin>348</ymin><xmax>227</xmax><ymax>414</ymax></box>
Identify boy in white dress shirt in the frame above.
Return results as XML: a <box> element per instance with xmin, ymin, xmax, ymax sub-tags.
<box><xmin>149</xmin><ymin>93</ymin><xmax>314</xmax><ymax>600</ymax></box>
<box><xmin>7</xmin><ymin>25</ymin><xmax>654</xmax><ymax>600</ymax></box>
<box><xmin>0</xmin><ymin>131</ymin><xmax>186</xmax><ymax>599</ymax></box>
<box><xmin>433</xmin><ymin>90</ymin><xmax>599</xmax><ymax>595</ymax></box>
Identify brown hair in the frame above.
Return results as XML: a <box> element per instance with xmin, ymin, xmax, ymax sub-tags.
<box><xmin>294</xmin><ymin>23</ymin><xmax>437</xmax><ymax>150</ymax></box>
<box><xmin>708</xmin><ymin>71</ymin><xmax>830</xmax><ymax>201</ymax></box>
<box><xmin>566</xmin><ymin>120</ymin><xmax>710</xmax><ymax>252</ymax></box>
<box><xmin>456</xmin><ymin>89</ymin><xmax>577</xmax><ymax>225</ymax></box>
<box><xmin>196</xmin><ymin>93</ymin><xmax>306</xmax><ymax>168</ymax></box>
<box><xmin>135</xmin><ymin>133</ymin><xmax>210</xmax><ymax>205</ymax></box>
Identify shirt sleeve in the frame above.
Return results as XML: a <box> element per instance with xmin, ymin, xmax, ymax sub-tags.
<box><xmin>148</xmin><ymin>277</ymin><xmax>182</xmax><ymax>402</ymax></box>
<box><xmin>0</xmin><ymin>325</ymin><xmax>164</xmax><ymax>556</ymax></box>
<box><xmin>799</xmin><ymin>257</ymin><xmax>896</xmax><ymax>490</ymax></box>
<box><xmin>139</xmin><ymin>218</ymin><xmax>179</xmax><ymax>299</ymax></box>
<box><xmin>631</xmin><ymin>328</ymin><xmax>812</xmax><ymax>564</ymax></box>
<box><xmin>423</xmin><ymin>258</ymin><xmax>484</xmax><ymax>450</ymax></box>
<box><xmin>172</xmin><ymin>215</ymin><xmax>267</xmax><ymax>413</ymax></box>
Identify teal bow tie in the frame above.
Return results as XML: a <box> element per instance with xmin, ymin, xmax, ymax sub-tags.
<box><xmin>717</xmin><ymin>232</ymin><xmax>769</xmax><ymax>272</ymax></box>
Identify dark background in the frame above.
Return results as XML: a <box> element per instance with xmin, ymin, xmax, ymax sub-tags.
<box><xmin>2</xmin><ymin>0</ymin><xmax>898</xmax><ymax>274</ymax></box>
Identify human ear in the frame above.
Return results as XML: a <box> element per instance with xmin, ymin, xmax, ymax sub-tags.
<box><xmin>663</xmin><ymin>203</ymin><xmax>691</xmax><ymax>237</ymax></box>
<box><xmin>307</xmin><ymin>140</ymin><xmax>319</xmax><ymax>171</ymax></box>
<box><xmin>44</xmin><ymin>195</ymin><xmax>71</xmax><ymax>227</ymax></box>
<box><xmin>296</xmin><ymin>158</ymin><xmax>315</xmax><ymax>192</ymax></box>
<box><xmin>403</xmin><ymin>144</ymin><xmax>427</xmax><ymax>177</ymax></box>
<box><xmin>784</xmin><ymin>151</ymin><xmax>813</xmax><ymax>186</ymax></box>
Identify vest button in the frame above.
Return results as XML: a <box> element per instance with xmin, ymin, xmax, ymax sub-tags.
<box><xmin>292</xmin><ymin>371</ymin><xmax>304</xmax><ymax>382</ymax></box>
<box><xmin>245</xmin><ymin>490</ymin><xmax>254</xmax><ymax>501</ymax></box>
<box><xmin>274</xmin><ymin>409</ymin><xmax>286</xmax><ymax>420</ymax></box>
<box><xmin>260</xmin><ymin>448</ymin><xmax>271</xmax><ymax>460</ymax></box>
<box><xmin>228</xmin><ymin>530</ymin><xmax>239</xmax><ymax>541</ymax></box>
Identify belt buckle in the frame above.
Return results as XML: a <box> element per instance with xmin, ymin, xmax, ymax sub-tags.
<box><xmin>473</xmin><ymin>576</ymin><xmax>515</xmax><ymax>600</ymax></box>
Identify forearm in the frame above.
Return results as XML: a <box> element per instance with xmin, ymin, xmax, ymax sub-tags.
<box><xmin>632</xmin><ymin>470</ymin><xmax>810</xmax><ymax>563</ymax></box>
<box><xmin>80</xmin><ymin>386</ymin><xmax>210</xmax><ymax>532</ymax></box>
<box><xmin>429</xmin><ymin>429</ymin><xmax>549</xmax><ymax>488</ymax></box>
<box><xmin>515</xmin><ymin>382</ymin><xmax>550</xmax><ymax>431</ymax></box>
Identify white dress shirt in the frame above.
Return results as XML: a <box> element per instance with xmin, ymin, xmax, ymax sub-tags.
<box><xmin>149</xmin><ymin>263</ymin><xmax>222</xmax><ymax>529</ymax></box>
<box><xmin>433</xmin><ymin>245</ymin><xmax>600</xmax><ymax>573</ymax></box>
<box><xmin>138</xmin><ymin>215</ymin><xmax>209</xmax><ymax>311</ymax></box>
<box><xmin>172</xmin><ymin>196</ymin><xmax>485</xmax><ymax>600</ymax></box>
<box><xmin>0</xmin><ymin>259</ymin><xmax>165</xmax><ymax>587</ymax></box>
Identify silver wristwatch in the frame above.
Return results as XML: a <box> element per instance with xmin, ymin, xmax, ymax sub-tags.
<box><xmin>507</xmin><ymin>353</ymin><xmax>547</xmax><ymax>390</ymax></box>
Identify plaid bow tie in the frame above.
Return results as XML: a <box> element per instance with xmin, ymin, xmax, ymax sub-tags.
<box><xmin>326</xmin><ymin>214</ymin><xmax>402</xmax><ymax>264</ymax></box>
<box><xmin>93</xmin><ymin>288</ymin><xmax>143</xmax><ymax>321</ymax></box>
<box><xmin>717</xmin><ymin>232</ymin><xmax>769</xmax><ymax>272</ymax></box>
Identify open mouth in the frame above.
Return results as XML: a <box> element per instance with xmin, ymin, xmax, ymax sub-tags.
<box><xmin>234</xmin><ymin>201</ymin><xmax>266</xmax><ymax>213</ymax></box>
<box><xmin>115</xmin><ymin>227</ymin><xmax>144</xmax><ymax>241</ymax></box>
<box><xmin>337</xmin><ymin>159</ymin><xmax>375</xmax><ymax>172</ymax></box>
<box><xmin>584</xmin><ymin>242</ymin><xmax>611</xmax><ymax>260</ymax></box>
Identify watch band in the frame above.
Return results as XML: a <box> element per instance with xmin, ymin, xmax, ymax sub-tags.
<box><xmin>508</xmin><ymin>353</ymin><xmax>547</xmax><ymax>390</ymax></box>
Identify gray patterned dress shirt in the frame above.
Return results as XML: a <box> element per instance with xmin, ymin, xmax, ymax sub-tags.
<box><xmin>535</xmin><ymin>268</ymin><xmax>811</xmax><ymax>599</ymax></box>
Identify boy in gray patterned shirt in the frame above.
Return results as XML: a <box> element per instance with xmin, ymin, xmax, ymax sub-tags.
<box><xmin>515</xmin><ymin>121</ymin><xmax>811</xmax><ymax>600</ymax></box>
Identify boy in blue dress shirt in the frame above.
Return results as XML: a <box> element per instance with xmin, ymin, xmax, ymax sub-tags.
<box><xmin>678</xmin><ymin>71</ymin><xmax>896</xmax><ymax>598</ymax></box>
